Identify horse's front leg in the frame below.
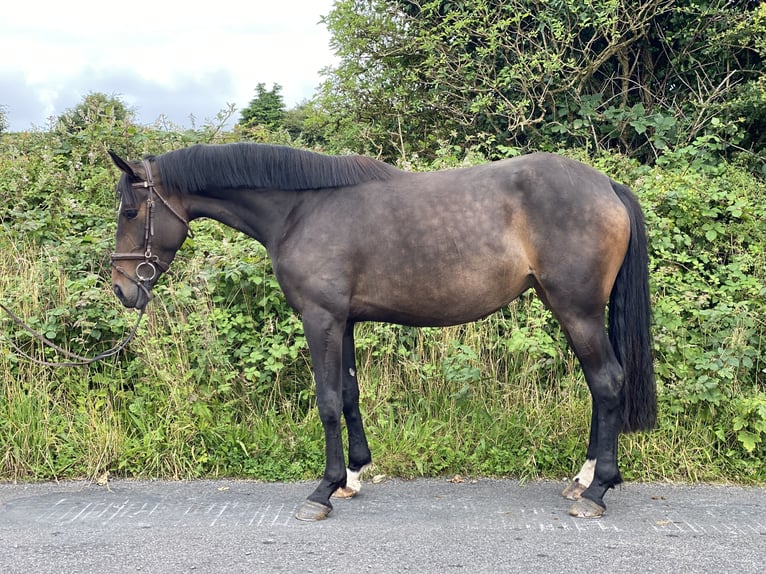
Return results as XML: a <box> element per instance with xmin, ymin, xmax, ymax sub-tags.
<box><xmin>295</xmin><ymin>308</ymin><xmax>347</xmax><ymax>521</ymax></box>
<box><xmin>333</xmin><ymin>321</ymin><xmax>372</xmax><ymax>500</ymax></box>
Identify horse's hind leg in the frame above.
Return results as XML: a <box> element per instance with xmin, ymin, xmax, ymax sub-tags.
<box><xmin>333</xmin><ymin>322</ymin><xmax>372</xmax><ymax>499</ymax></box>
<box><xmin>562</xmin><ymin>410</ymin><xmax>598</xmax><ymax>500</ymax></box>
<box><xmin>556</xmin><ymin>311</ymin><xmax>625</xmax><ymax>518</ymax></box>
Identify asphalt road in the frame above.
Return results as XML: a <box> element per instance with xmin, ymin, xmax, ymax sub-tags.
<box><xmin>1</xmin><ymin>477</ymin><xmax>764</xmax><ymax>573</ymax></box>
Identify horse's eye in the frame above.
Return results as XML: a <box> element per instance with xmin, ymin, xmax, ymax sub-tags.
<box><xmin>122</xmin><ymin>208</ymin><xmax>139</xmax><ymax>221</ymax></box>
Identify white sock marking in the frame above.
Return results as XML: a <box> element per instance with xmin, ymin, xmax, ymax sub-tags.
<box><xmin>345</xmin><ymin>467</ymin><xmax>363</xmax><ymax>493</ymax></box>
<box><xmin>574</xmin><ymin>459</ymin><xmax>596</xmax><ymax>487</ymax></box>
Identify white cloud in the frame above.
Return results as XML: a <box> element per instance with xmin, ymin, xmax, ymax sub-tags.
<box><xmin>1</xmin><ymin>0</ymin><xmax>337</xmax><ymax>131</ymax></box>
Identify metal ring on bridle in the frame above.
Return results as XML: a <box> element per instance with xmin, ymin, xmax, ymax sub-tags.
<box><xmin>135</xmin><ymin>260</ymin><xmax>158</xmax><ymax>282</ymax></box>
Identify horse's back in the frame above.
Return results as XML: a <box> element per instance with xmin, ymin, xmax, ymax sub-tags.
<box><xmin>276</xmin><ymin>153</ymin><xmax>630</xmax><ymax>326</ymax></box>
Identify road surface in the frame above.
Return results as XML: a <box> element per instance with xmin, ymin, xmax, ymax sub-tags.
<box><xmin>1</xmin><ymin>477</ymin><xmax>764</xmax><ymax>573</ymax></box>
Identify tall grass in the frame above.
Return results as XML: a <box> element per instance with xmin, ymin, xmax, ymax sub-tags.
<box><xmin>3</xmin><ymin>235</ymin><xmax>760</xmax><ymax>485</ymax></box>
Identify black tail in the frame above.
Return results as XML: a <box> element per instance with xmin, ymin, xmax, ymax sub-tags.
<box><xmin>609</xmin><ymin>180</ymin><xmax>656</xmax><ymax>433</ymax></box>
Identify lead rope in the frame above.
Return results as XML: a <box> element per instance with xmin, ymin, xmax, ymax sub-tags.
<box><xmin>0</xmin><ymin>301</ymin><xmax>145</xmax><ymax>367</ymax></box>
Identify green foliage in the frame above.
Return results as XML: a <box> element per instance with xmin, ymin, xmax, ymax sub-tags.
<box><xmin>56</xmin><ymin>92</ymin><xmax>133</xmax><ymax>133</ymax></box>
<box><xmin>282</xmin><ymin>99</ymin><xmax>331</xmax><ymax>148</ymax></box>
<box><xmin>1</xmin><ymin>92</ymin><xmax>765</xmax><ymax>486</ymax></box>
<box><xmin>730</xmin><ymin>395</ymin><xmax>766</xmax><ymax>454</ymax></box>
<box><xmin>239</xmin><ymin>83</ymin><xmax>286</xmax><ymax>133</ymax></box>
<box><xmin>319</xmin><ymin>0</ymin><xmax>764</xmax><ymax>166</ymax></box>
<box><xmin>235</xmin><ymin>84</ymin><xmax>330</xmax><ymax>146</ymax></box>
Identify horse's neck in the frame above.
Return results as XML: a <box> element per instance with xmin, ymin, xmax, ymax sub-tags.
<box><xmin>185</xmin><ymin>188</ymin><xmax>303</xmax><ymax>249</ymax></box>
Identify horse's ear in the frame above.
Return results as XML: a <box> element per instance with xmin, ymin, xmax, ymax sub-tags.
<box><xmin>109</xmin><ymin>150</ymin><xmax>137</xmax><ymax>178</ymax></box>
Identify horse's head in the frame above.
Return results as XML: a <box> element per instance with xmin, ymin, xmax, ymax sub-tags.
<box><xmin>109</xmin><ymin>151</ymin><xmax>191</xmax><ymax>309</ymax></box>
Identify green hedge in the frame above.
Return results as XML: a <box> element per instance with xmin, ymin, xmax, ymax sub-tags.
<box><xmin>0</xmin><ymin>128</ymin><xmax>764</xmax><ymax>483</ymax></box>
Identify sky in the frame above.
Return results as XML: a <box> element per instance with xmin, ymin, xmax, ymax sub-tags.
<box><xmin>0</xmin><ymin>0</ymin><xmax>338</xmax><ymax>132</ymax></box>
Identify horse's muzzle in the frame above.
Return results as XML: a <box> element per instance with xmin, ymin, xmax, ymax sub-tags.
<box><xmin>113</xmin><ymin>281</ymin><xmax>150</xmax><ymax>310</ymax></box>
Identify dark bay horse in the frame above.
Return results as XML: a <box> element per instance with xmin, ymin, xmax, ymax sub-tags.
<box><xmin>108</xmin><ymin>143</ymin><xmax>655</xmax><ymax>521</ymax></box>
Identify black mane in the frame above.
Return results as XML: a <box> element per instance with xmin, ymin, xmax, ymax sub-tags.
<box><xmin>151</xmin><ymin>143</ymin><xmax>398</xmax><ymax>195</ymax></box>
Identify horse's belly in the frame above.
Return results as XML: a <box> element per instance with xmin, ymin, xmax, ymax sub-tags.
<box><xmin>350</xmin><ymin>260</ymin><xmax>532</xmax><ymax>327</ymax></box>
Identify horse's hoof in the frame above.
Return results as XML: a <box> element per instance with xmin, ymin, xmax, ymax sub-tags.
<box><xmin>332</xmin><ymin>485</ymin><xmax>358</xmax><ymax>499</ymax></box>
<box><xmin>294</xmin><ymin>500</ymin><xmax>332</xmax><ymax>522</ymax></box>
<box><xmin>568</xmin><ymin>497</ymin><xmax>606</xmax><ymax>518</ymax></box>
<box><xmin>562</xmin><ymin>480</ymin><xmax>588</xmax><ymax>501</ymax></box>
<box><xmin>331</xmin><ymin>464</ymin><xmax>369</xmax><ymax>499</ymax></box>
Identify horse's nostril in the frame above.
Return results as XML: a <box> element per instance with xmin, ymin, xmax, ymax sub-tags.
<box><xmin>113</xmin><ymin>284</ymin><xmax>124</xmax><ymax>301</ymax></box>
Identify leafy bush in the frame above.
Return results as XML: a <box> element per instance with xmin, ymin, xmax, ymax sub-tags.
<box><xmin>319</xmin><ymin>0</ymin><xmax>764</xmax><ymax>169</ymax></box>
<box><xmin>1</xmin><ymin>102</ymin><xmax>764</xmax><ymax>484</ymax></box>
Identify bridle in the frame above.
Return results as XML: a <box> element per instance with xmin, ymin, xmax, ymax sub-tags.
<box><xmin>0</xmin><ymin>160</ymin><xmax>193</xmax><ymax>367</ymax></box>
<box><xmin>110</xmin><ymin>159</ymin><xmax>193</xmax><ymax>304</ymax></box>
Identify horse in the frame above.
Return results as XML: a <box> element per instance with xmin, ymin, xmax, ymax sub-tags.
<box><xmin>108</xmin><ymin>143</ymin><xmax>655</xmax><ymax>521</ymax></box>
